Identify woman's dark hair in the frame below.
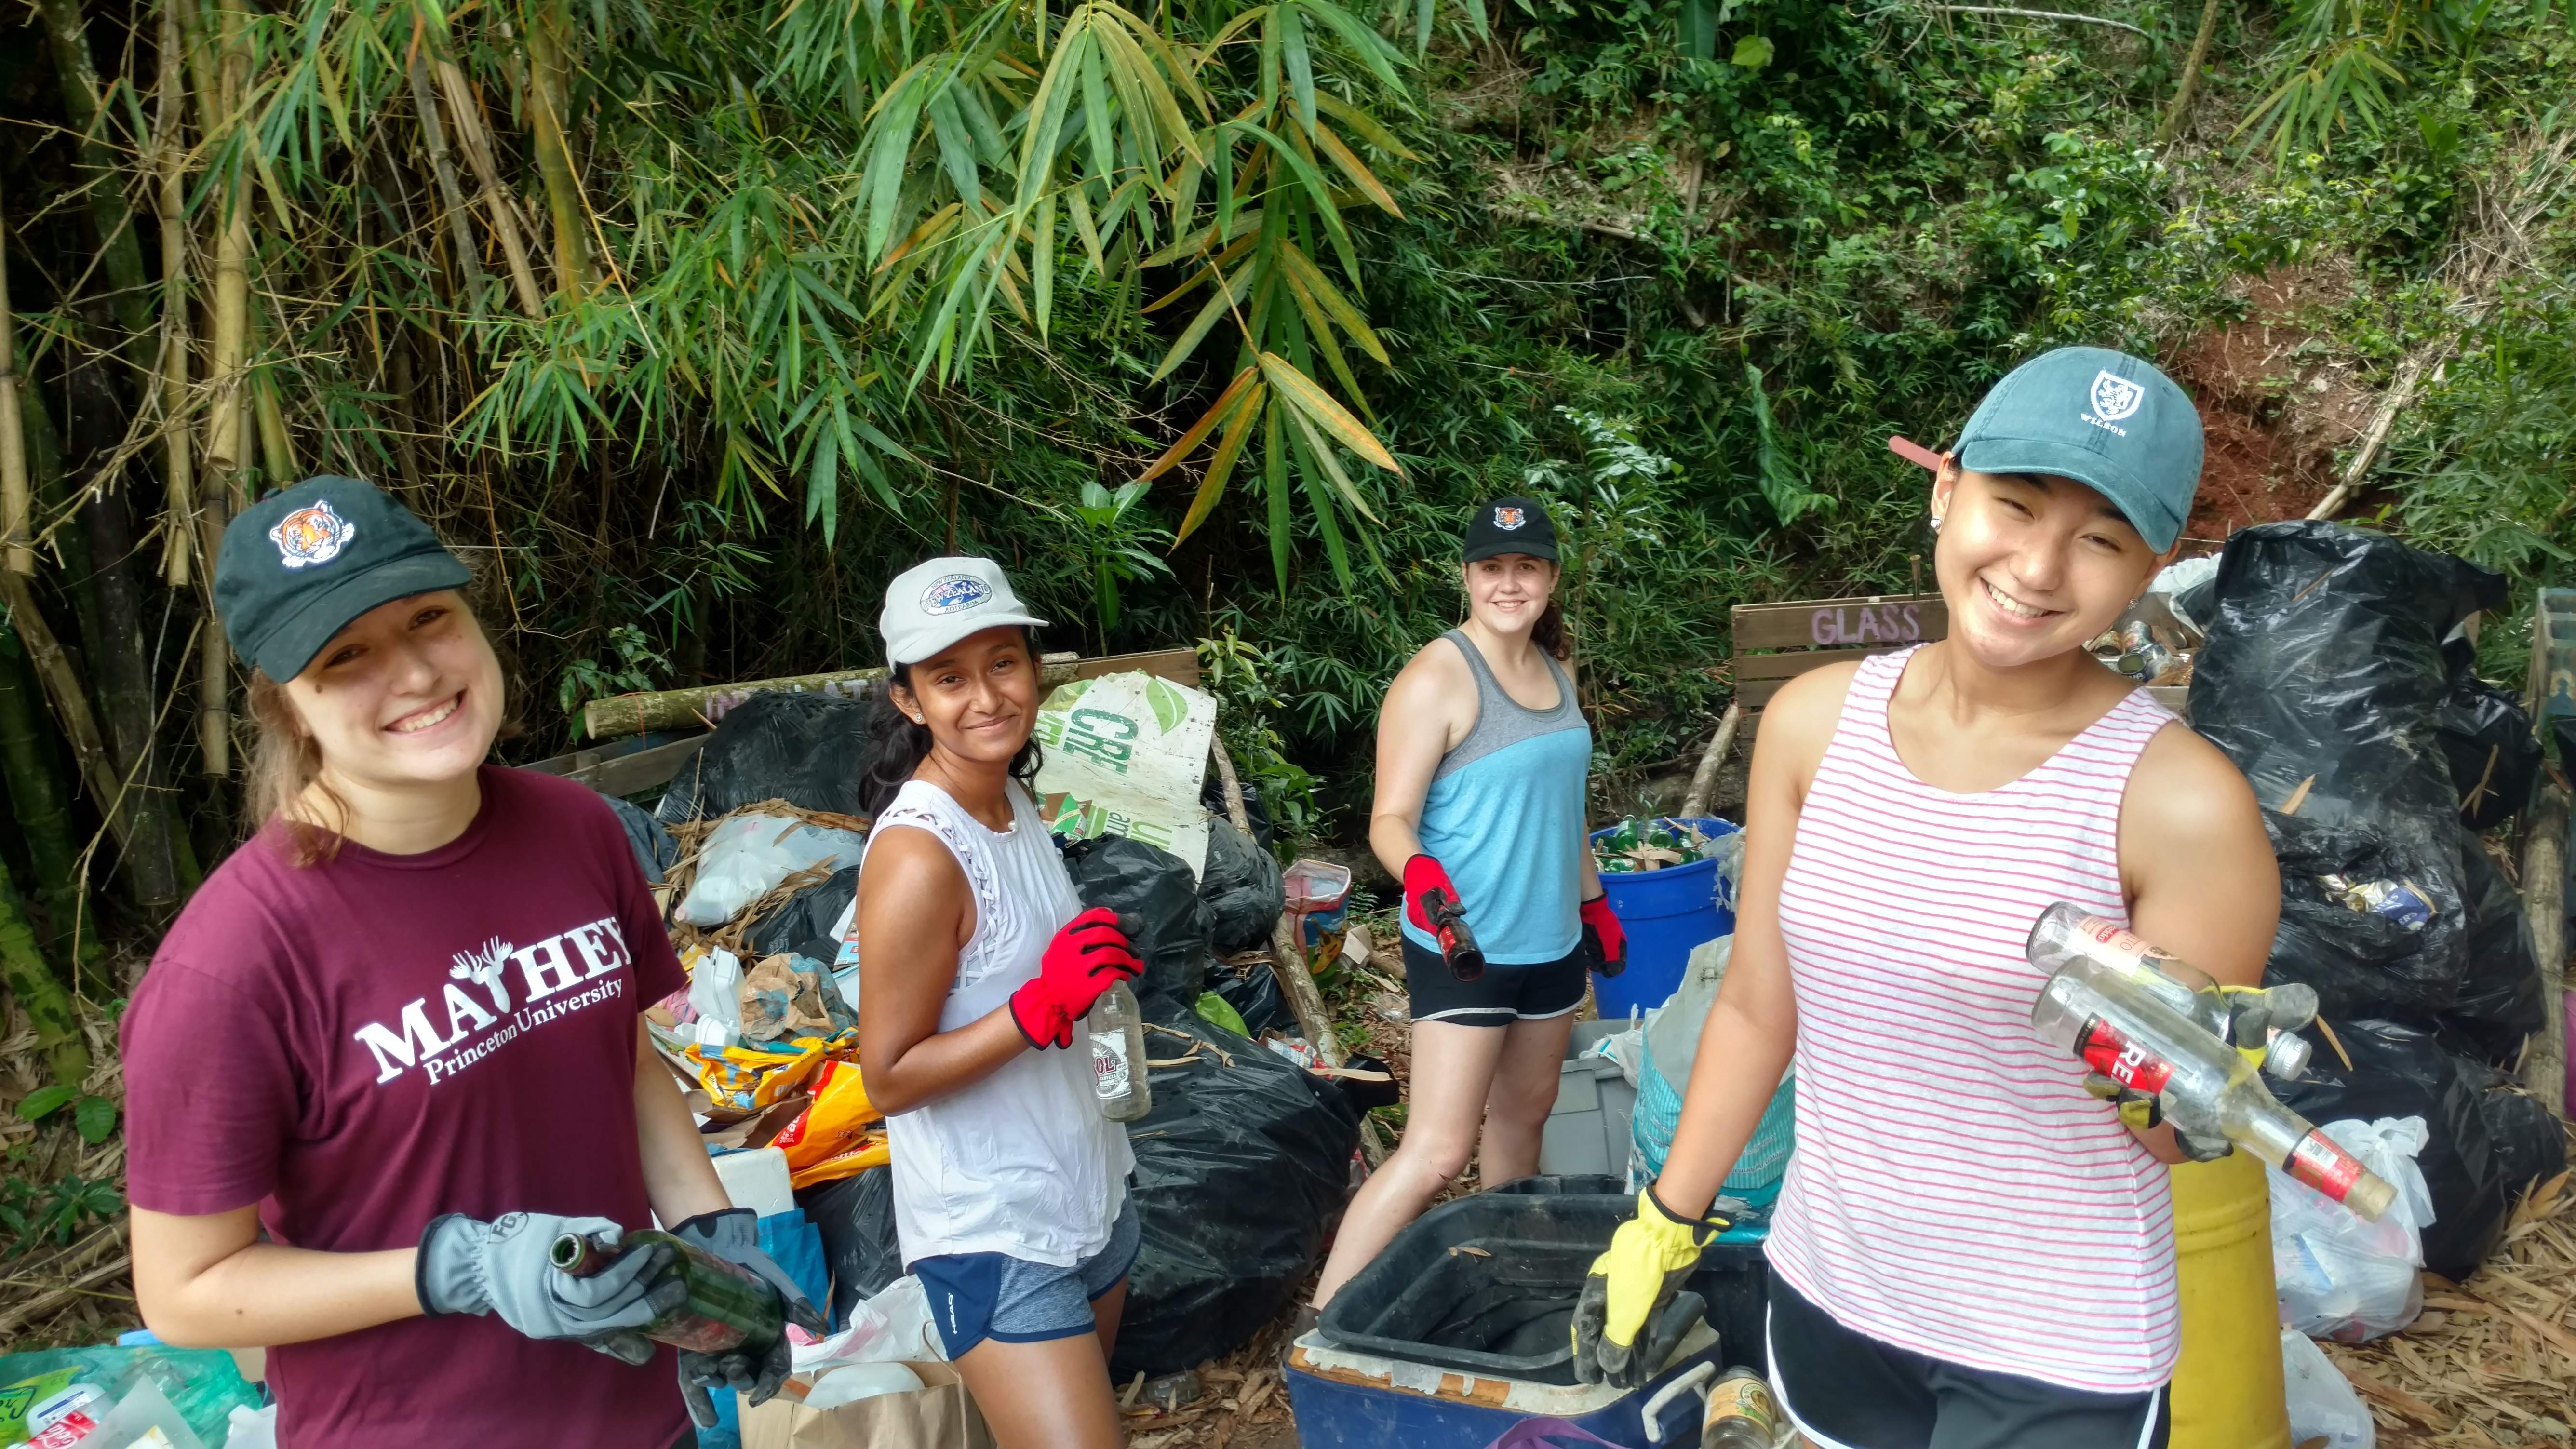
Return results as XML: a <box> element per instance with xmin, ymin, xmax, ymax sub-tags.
<box><xmin>1530</xmin><ymin>600</ymin><xmax>1569</xmax><ymax>660</ymax></box>
<box><xmin>857</xmin><ymin>627</ymin><xmax>1046</xmax><ymax>817</ymax></box>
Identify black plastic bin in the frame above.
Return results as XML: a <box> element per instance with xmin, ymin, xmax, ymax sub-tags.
<box><xmin>1319</xmin><ymin>1176</ymin><xmax>1771</xmax><ymax>1383</ymax></box>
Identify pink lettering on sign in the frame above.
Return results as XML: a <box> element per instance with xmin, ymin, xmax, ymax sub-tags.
<box><xmin>1807</xmin><ymin>604</ymin><xmax>1926</xmax><ymax>647</ymax></box>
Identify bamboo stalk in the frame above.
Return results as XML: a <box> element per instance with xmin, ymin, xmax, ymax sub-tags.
<box><xmin>2157</xmin><ymin>0</ymin><xmax>2225</xmax><ymax>144</ymax></box>
<box><xmin>154</xmin><ymin>0</ymin><xmax>198</xmax><ymax>588</ymax></box>
<box><xmin>0</xmin><ymin>573</ymin><xmax>122</xmax><ymax>830</ymax></box>
<box><xmin>521</xmin><ymin>0</ymin><xmax>596</xmax><ymax>299</ymax></box>
<box><xmin>248</xmin><ymin>299</ymin><xmax>298</xmax><ymax>485</ymax></box>
<box><xmin>0</xmin><ymin>853</ymin><xmax>89</xmax><ymax>1089</ymax></box>
<box><xmin>204</xmin><ymin>2</ymin><xmax>255</xmax><ymax>509</ymax></box>
<box><xmin>1680</xmin><ymin>700</ymin><xmax>1742</xmax><ymax>819</ymax></box>
<box><xmin>0</xmin><ymin>615</ymin><xmax>103</xmax><ymax>979</ymax></box>
<box><xmin>35</xmin><ymin>0</ymin><xmax>157</xmax><ymax>378</ymax></box>
<box><xmin>0</xmin><ymin>176</ymin><xmax>30</xmax><ymax>577</ymax></box>
<box><xmin>407</xmin><ymin>47</ymin><xmax>491</xmax><ymax>311</ymax></box>
<box><xmin>431</xmin><ymin>48</ymin><xmax>550</xmax><ymax>318</ymax></box>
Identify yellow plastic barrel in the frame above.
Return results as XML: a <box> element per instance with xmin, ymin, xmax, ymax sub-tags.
<box><xmin>2167</xmin><ymin>1151</ymin><xmax>2291</xmax><ymax>1449</ymax></box>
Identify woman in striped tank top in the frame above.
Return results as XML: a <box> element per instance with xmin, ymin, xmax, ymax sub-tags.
<box><xmin>1310</xmin><ymin>496</ymin><xmax>1623</xmax><ymax>1308</ymax></box>
<box><xmin>1574</xmin><ymin>349</ymin><xmax>2281</xmax><ymax>1448</ymax></box>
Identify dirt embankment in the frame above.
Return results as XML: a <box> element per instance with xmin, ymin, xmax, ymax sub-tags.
<box><xmin>2168</xmin><ymin>267</ymin><xmax>2380</xmax><ymax>550</ymax></box>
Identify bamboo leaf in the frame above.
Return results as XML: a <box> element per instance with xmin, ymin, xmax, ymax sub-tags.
<box><xmin>1293</xmin><ymin>0</ymin><xmax>1409</xmax><ymax>91</ymax></box>
<box><xmin>1065</xmin><ymin>180</ymin><xmax>1107</xmax><ymax>277</ymax></box>
<box><xmin>1173</xmin><ymin>381</ymin><xmax>1265</xmax><ymax>546</ymax></box>
<box><xmin>1139</xmin><ymin>366</ymin><xmax>1260</xmax><ymax>481</ymax></box>
<box><xmin>1282</xmin><ymin>392</ymin><xmax>1382</xmax><ymax>523</ymax></box>
<box><xmin>1263</xmin><ymin>400</ymin><xmax>1291</xmax><ymax>591</ymax></box>
<box><xmin>1287</xmin><ymin>421</ymin><xmax>1354</xmax><ymax>582</ymax></box>
<box><xmin>1151</xmin><ymin>256</ymin><xmax>1261</xmax><ymax>381</ymax></box>
<box><xmin>1315</xmin><ymin>91</ymin><xmax>1420</xmax><ymax>160</ymax></box>
<box><xmin>1078</xmin><ymin>26</ymin><xmax>1119</xmax><ymax>183</ymax></box>
<box><xmin>1279</xmin><ymin>3</ymin><xmax>1316</xmax><ymax>138</ymax></box>
<box><xmin>1277</xmin><ymin>242</ymin><xmax>1387</xmax><ymax>362</ymax></box>
<box><xmin>1257</xmin><ymin>351</ymin><xmax>1397</xmax><ymax>471</ymax></box>
<box><xmin>1032</xmin><ymin>191</ymin><xmax>1056</xmax><ymax>338</ymax></box>
<box><xmin>1313</xmin><ymin>122</ymin><xmax>1401</xmax><ymax>217</ymax></box>
<box><xmin>1283</xmin><ymin>268</ymin><xmax>1370</xmax><ymax>407</ymax></box>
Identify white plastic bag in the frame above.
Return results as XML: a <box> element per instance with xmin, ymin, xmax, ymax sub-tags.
<box><xmin>2280</xmin><ymin>1328</ymin><xmax>2375</xmax><ymax>1449</ymax></box>
<box><xmin>791</xmin><ymin>1275</ymin><xmax>944</xmax><ymax>1371</ymax></box>
<box><xmin>675</xmin><ymin>813</ymin><xmax>867</xmax><ymax>926</ymax></box>
<box><xmin>2270</xmin><ymin>1115</ymin><xmax>2436</xmax><ymax>1342</ymax></box>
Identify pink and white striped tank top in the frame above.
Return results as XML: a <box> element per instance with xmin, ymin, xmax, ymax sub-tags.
<box><xmin>1764</xmin><ymin>645</ymin><xmax>2182</xmax><ymax>1393</ymax></box>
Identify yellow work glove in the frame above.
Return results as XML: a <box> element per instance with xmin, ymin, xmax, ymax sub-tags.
<box><xmin>1569</xmin><ymin>1187</ymin><xmax>1726</xmax><ymax>1388</ymax></box>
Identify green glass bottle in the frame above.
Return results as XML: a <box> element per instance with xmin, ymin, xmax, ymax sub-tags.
<box><xmin>550</xmin><ymin>1229</ymin><xmax>785</xmax><ymax>1355</ymax></box>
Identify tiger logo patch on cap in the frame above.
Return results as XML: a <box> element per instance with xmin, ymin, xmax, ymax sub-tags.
<box><xmin>269</xmin><ymin>500</ymin><xmax>357</xmax><ymax>569</ymax></box>
<box><xmin>1492</xmin><ymin>506</ymin><xmax>1526</xmax><ymax>530</ymax></box>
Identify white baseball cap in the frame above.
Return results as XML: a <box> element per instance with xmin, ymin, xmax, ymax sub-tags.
<box><xmin>879</xmin><ymin>556</ymin><xmax>1049</xmax><ymax>666</ymax></box>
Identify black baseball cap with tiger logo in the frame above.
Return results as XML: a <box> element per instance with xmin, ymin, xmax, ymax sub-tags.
<box><xmin>214</xmin><ymin>475</ymin><xmax>474</xmax><ymax>682</ymax></box>
<box><xmin>1462</xmin><ymin>495</ymin><xmax>1559</xmax><ymax>563</ymax></box>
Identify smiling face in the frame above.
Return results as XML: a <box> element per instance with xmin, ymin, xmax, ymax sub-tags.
<box><xmin>284</xmin><ymin>590</ymin><xmax>503</xmax><ymax>795</ymax></box>
<box><xmin>891</xmin><ymin>626</ymin><xmax>1039</xmax><ymax>768</ymax></box>
<box><xmin>1462</xmin><ymin>553</ymin><xmax>1558</xmax><ymax>637</ymax></box>
<box><xmin>1932</xmin><ymin>465</ymin><xmax>2167</xmax><ymax>670</ymax></box>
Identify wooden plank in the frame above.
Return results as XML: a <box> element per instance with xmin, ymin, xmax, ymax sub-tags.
<box><xmin>2532</xmin><ymin>588</ymin><xmax>2576</xmax><ymax>723</ymax></box>
<box><xmin>1068</xmin><ymin>646</ymin><xmax>1201</xmax><ymax>687</ymax></box>
<box><xmin>1734</xmin><ymin>645</ymin><xmax>1906</xmax><ymax>683</ymax></box>
<box><xmin>1732</xmin><ymin>595</ymin><xmax>1946</xmax><ymax>653</ymax></box>
<box><xmin>522</xmin><ymin>732</ymin><xmax>713</xmax><ymax>797</ymax></box>
<box><xmin>2147</xmin><ymin>685</ymin><xmax>2190</xmax><ymax>717</ymax></box>
<box><xmin>1734</xmin><ymin>676</ymin><xmax>1798</xmax><ymax>710</ymax></box>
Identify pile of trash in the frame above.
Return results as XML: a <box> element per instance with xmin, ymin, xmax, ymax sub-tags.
<box><xmin>2189</xmin><ymin>523</ymin><xmax>2564</xmax><ymax>1351</ymax></box>
<box><xmin>606</xmin><ymin>671</ymin><xmax>1356</xmax><ymax>1378</ymax></box>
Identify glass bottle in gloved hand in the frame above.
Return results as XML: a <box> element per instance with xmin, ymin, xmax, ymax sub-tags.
<box><xmin>416</xmin><ymin>1211</ymin><xmax>690</xmax><ymax>1366</ymax></box>
<box><xmin>667</xmin><ymin>1208</ymin><xmax>832</xmax><ymax>1427</ymax></box>
<box><xmin>1569</xmin><ymin>1186</ymin><xmax>1731</xmax><ymax>1387</ymax></box>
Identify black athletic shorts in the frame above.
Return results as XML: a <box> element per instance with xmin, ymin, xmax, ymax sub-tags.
<box><xmin>1768</xmin><ymin>1275</ymin><xmax>2170</xmax><ymax>1449</ymax></box>
<box><xmin>1401</xmin><ymin>935</ymin><xmax>1588</xmax><ymax>1028</ymax></box>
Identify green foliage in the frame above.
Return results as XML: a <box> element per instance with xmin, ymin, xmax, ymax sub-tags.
<box><xmin>558</xmin><ymin>626</ymin><xmax>672</xmax><ymax>725</ymax></box>
<box><xmin>2240</xmin><ymin>0</ymin><xmax>2510</xmax><ymax>162</ymax></box>
<box><xmin>0</xmin><ymin>1173</ymin><xmax>123</xmax><ymax>1252</ymax></box>
<box><xmin>14</xmin><ymin>1088</ymin><xmax>118</xmax><ymax>1145</ymax></box>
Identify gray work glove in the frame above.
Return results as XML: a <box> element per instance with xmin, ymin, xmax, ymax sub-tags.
<box><xmin>416</xmin><ymin>1212</ymin><xmax>687</xmax><ymax>1365</ymax></box>
<box><xmin>669</xmin><ymin>1208</ymin><xmax>830</xmax><ymax>1428</ymax></box>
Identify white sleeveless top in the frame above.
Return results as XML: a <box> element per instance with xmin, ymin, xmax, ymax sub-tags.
<box><xmin>870</xmin><ymin>779</ymin><xmax>1131</xmax><ymax>1267</ymax></box>
<box><xmin>1766</xmin><ymin>646</ymin><xmax>2182</xmax><ymax>1393</ymax></box>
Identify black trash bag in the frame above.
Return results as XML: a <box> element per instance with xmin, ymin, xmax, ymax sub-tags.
<box><xmin>2191</xmin><ymin>522</ymin><xmax>2505</xmax><ymax>832</ymax></box>
<box><xmin>2263</xmin><ymin>812</ymin><xmax>2470</xmax><ymax>1021</ymax></box>
<box><xmin>1062</xmin><ymin>836</ymin><xmax>1212</xmax><ymax>1013</ymax></box>
<box><xmin>1206</xmin><ymin>959</ymin><xmax>1294</xmax><ymax>1038</ymax></box>
<box><xmin>2272</xmin><ymin>1019</ymin><xmax>2564</xmax><ymax>1281</ymax></box>
<box><xmin>797</xmin><ymin>1165</ymin><xmax>905</xmax><ymax>1325</ymax></box>
<box><xmin>1202</xmin><ymin>818</ymin><xmax>1286</xmax><ymax>953</ymax></box>
<box><xmin>1202</xmin><ymin>773</ymin><xmax>1275</xmax><ymax>852</ymax></box>
<box><xmin>2434</xmin><ymin>839</ymin><xmax>2545</xmax><ymax>1067</ymax></box>
<box><xmin>749</xmin><ymin>865</ymin><xmax>861</xmax><ymax>963</ymax></box>
<box><xmin>601</xmin><ymin>790</ymin><xmax>679</xmax><ymax>885</ymax></box>
<box><xmin>1111</xmin><ymin>1004</ymin><xmax>1359</xmax><ymax>1380</ymax></box>
<box><xmin>2438</xmin><ymin>640</ymin><xmax>2541</xmax><ymax>831</ymax></box>
<box><xmin>657</xmin><ymin>690</ymin><xmax>876</xmax><ymax>823</ymax></box>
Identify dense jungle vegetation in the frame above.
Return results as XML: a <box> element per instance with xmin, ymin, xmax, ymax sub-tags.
<box><xmin>0</xmin><ymin>0</ymin><xmax>2569</xmax><ymax>1119</ymax></box>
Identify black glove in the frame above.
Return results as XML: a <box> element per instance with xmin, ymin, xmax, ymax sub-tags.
<box><xmin>669</xmin><ymin>1208</ymin><xmax>830</xmax><ymax>1427</ymax></box>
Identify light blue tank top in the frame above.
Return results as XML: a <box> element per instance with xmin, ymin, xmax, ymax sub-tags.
<box><xmin>1399</xmin><ymin>630</ymin><xmax>1593</xmax><ymax>966</ymax></box>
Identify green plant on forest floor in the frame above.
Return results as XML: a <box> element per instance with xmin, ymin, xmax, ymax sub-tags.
<box><xmin>558</xmin><ymin>626</ymin><xmax>673</xmax><ymax>728</ymax></box>
<box><xmin>0</xmin><ymin>1173</ymin><xmax>124</xmax><ymax>1253</ymax></box>
<box><xmin>14</xmin><ymin>1086</ymin><xmax>118</xmax><ymax>1146</ymax></box>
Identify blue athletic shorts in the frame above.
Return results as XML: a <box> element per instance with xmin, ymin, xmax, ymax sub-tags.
<box><xmin>914</xmin><ymin>1196</ymin><xmax>1140</xmax><ymax>1359</ymax></box>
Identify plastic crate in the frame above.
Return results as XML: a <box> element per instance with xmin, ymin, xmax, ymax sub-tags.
<box><xmin>1539</xmin><ymin>1019</ymin><xmax>1637</xmax><ymax>1179</ymax></box>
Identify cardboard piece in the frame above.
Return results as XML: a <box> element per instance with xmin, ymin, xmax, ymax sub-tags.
<box><xmin>737</xmin><ymin>1362</ymin><xmax>994</xmax><ymax>1449</ymax></box>
<box><xmin>1031</xmin><ymin>671</ymin><xmax>1218</xmax><ymax>881</ymax></box>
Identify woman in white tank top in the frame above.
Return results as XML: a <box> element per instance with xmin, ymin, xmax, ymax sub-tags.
<box><xmin>1572</xmin><ymin>349</ymin><xmax>2282</xmax><ymax>1449</ymax></box>
<box><xmin>848</xmin><ymin>557</ymin><xmax>1141</xmax><ymax>1449</ymax></box>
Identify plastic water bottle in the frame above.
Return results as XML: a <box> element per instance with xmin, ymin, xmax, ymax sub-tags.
<box><xmin>1090</xmin><ymin>981</ymin><xmax>1154</xmax><ymax>1122</ymax></box>
<box><xmin>2028</xmin><ymin>955</ymin><xmax>2395</xmax><ymax>1221</ymax></box>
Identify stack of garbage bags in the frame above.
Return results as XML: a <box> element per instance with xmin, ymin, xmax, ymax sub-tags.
<box><xmin>2192</xmin><ymin>522</ymin><xmax>2563</xmax><ymax>1289</ymax></box>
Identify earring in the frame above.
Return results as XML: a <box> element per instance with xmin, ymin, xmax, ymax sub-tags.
<box><xmin>1928</xmin><ymin>513</ymin><xmax>1945</xmax><ymax>533</ymax></box>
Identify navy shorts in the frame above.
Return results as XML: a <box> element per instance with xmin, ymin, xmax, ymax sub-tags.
<box><xmin>1402</xmin><ymin>935</ymin><xmax>1588</xmax><ymax>1027</ymax></box>
<box><xmin>1768</xmin><ymin>1275</ymin><xmax>2170</xmax><ymax>1449</ymax></box>
<box><xmin>913</xmin><ymin>1196</ymin><xmax>1140</xmax><ymax>1359</ymax></box>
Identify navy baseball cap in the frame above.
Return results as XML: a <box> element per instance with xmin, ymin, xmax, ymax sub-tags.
<box><xmin>1463</xmin><ymin>496</ymin><xmax>1559</xmax><ymax>562</ymax></box>
<box><xmin>215</xmin><ymin>476</ymin><xmax>474</xmax><ymax>682</ymax></box>
<box><xmin>1896</xmin><ymin>347</ymin><xmax>2204</xmax><ymax>552</ymax></box>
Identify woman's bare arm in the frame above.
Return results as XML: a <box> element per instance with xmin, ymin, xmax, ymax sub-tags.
<box><xmin>1651</xmin><ymin>665</ymin><xmax>1855</xmax><ymax>1216</ymax></box>
<box><xmin>854</xmin><ymin>826</ymin><xmax>1029</xmax><ymax>1116</ymax></box>
<box><xmin>632</xmin><ymin>1020</ymin><xmax>734</xmax><ymax>1223</ymax></box>
<box><xmin>133</xmin><ymin>1206</ymin><xmax>423</xmax><ymax>1349</ymax></box>
<box><xmin>1367</xmin><ymin>642</ymin><xmax>1474</xmax><ymax>880</ymax></box>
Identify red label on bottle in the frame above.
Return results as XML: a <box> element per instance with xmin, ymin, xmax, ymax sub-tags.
<box><xmin>29</xmin><ymin>1415</ymin><xmax>95</xmax><ymax>1449</ymax></box>
<box><xmin>2078</xmin><ymin>1018</ymin><xmax>2174</xmax><ymax>1094</ymax></box>
<box><xmin>2287</xmin><ymin>1129</ymin><xmax>2367</xmax><ymax>1201</ymax></box>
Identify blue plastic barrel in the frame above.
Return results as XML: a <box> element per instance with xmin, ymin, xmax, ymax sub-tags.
<box><xmin>1588</xmin><ymin>817</ymin><xmax>1740</xmax><ymax>1019</ymax></box>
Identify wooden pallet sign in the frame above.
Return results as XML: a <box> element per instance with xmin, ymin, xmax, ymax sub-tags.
<box><xmin>1730</xmin><ymin>594</ymin><xmax>1949</xmax><ymax>710</ymax></box>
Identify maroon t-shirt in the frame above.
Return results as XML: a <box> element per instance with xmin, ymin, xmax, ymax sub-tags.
<box><xmin>122</xmin><ymin>766</ymin><xmax>692</xmax><ymax>1449</ymax></box>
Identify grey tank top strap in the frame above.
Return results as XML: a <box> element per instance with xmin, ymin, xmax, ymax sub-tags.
<box><xmin>1434</xmin><ymin>628</ymin><xmax>1583</xmax><ymax>782</ymax></box>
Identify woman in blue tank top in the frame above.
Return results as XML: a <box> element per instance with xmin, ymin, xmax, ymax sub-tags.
<box><xmin>1309</xmin><ymin>495</ymin><xmax>1626</xmax><ymax>1308</ymax></box>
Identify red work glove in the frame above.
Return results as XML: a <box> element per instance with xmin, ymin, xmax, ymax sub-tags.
<box><xmin>1403</xmin><ymin>855</ymin><xmax>1459</xmax><ymax>933</ymax></box>
<box><xmin>1008</xmin><ymin>908</ymin><xmax>1142</xmax><ymax>1050</ymax></box>
<box><xmin>1580</xmin><ymin>894</ymin><xmax>1627</xmax><ymax>978</ymax></box>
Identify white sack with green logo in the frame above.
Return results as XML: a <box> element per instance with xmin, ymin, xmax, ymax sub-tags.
<box><xmin>1032</xmin><ymin>671</ymin><xmax>1216</xmax><ymax>880</ymax></box>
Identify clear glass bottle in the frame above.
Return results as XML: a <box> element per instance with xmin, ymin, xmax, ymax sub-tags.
<box><xmin>2026</xmin><ymin>901</ymin><xmax>2313</xmax><ymax>1081</ymax></box>
<box><xmin>550</xmin><ymin>1228</ymin><xmax>784</xmax><ymax>1354</ymax></box>
<box><xmin>1090</xmin><ymin>980</ymin><xmax>1154</xmax><ymax>1122</ymax></box>
<box><xmin>2029</xmin><ymin>956</ymin><xmax>2394</xmax><ymax>1221</ymax></box>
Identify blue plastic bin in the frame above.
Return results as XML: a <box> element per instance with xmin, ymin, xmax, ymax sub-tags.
<box><xmin>1587</xmin><ymin>817</ymin><xmax>1739</xmax><ymax>1020</ymax></box>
